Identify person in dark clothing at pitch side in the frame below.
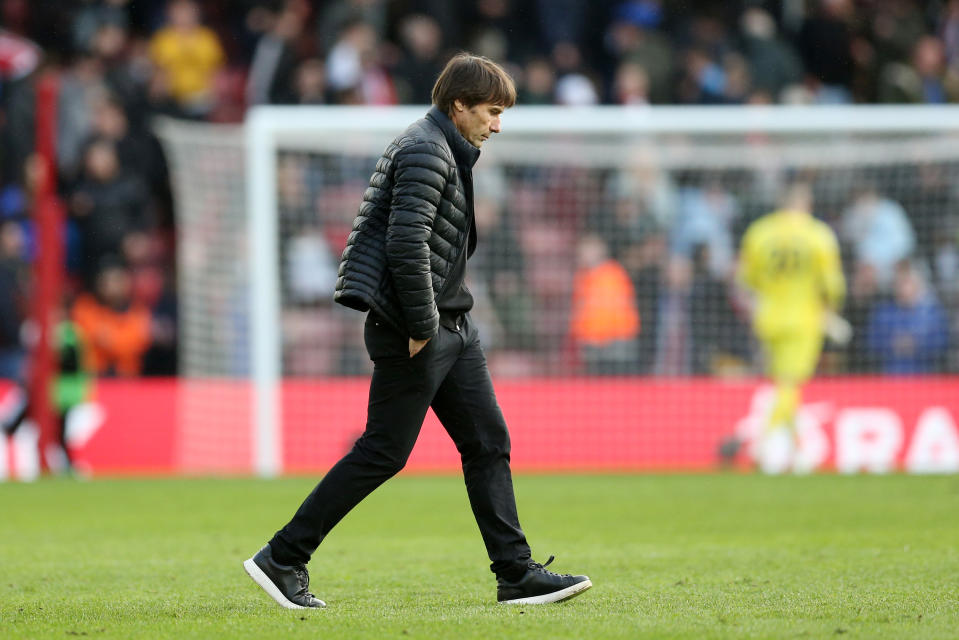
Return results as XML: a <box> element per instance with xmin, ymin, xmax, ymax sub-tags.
<box><xmin>243</xmin><ymin>54</ymin><xmax>591</xmax><ymax>608</ymax></box>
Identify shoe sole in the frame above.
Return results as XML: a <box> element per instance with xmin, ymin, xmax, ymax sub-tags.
<box><xmin>243</xmin><ymin>558</ymin><xmax>326</xmax><ymax>610</ymax></box>
<box><xmin>498</xmin><ymin>578</ymin><xmax>593</xmax><ymax>605</ymax></box>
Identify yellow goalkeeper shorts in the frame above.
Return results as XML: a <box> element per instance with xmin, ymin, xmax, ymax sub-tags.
<box><xmin>761</xmin><ymin>331</ymin><xmax>823</xmax><ymax>383</ymax></box>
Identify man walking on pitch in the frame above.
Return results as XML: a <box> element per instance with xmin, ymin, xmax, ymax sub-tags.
<box><xmin>244</xmin><ymin>53</ymin><xmax>591</xmax><ymax>608</ymax></box>
<box><xmin>738</xmin><ymin>181</ymin><xmax>846</xmax><ymax>473</ymax></box>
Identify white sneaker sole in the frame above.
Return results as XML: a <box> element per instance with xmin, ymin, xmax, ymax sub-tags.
<box><xmin>243</xmin><ymin>557</ymin><xmax>327</xmax><ymax>609</ymax></box>
<box><xmin>499</xmin><ymin>578</ymin><xmax>593</xmax><ymax>605</ymax></box>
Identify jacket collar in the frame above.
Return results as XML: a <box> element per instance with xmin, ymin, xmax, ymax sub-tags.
<box><xmin>426</xmin><ymin>105</ymin><xmax>481</xmax><ymax>169</ymax></box>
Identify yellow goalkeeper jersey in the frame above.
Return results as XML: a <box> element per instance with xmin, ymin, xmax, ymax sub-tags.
<box><xmin>739</xmin><ymin>209</ymin><xmax>845</xmax><ymax>339</ymax></box>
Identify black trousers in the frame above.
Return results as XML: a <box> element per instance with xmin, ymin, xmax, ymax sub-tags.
<box><xmin>269</xmin><ymin>312</ymin><xmax>531</xmax><ymax>578</ymax></box>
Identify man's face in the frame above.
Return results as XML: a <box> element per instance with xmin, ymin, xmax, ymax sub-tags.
<box><xmin>450</xmin><ymin>101</ymin><xmax>504</xmax><ymax>148</ymax></box>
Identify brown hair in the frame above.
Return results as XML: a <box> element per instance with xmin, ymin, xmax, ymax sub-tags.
<box><xmin>431</xmin><ymin>53</ymin><xmax>516</xmax><ymax>115</ymax></box>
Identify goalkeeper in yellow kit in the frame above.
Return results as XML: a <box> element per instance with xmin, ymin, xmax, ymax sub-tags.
<box><xmin>738</xmin><ymin>182</ymin><xmax>846</xmax><ymax>472</ymax></box>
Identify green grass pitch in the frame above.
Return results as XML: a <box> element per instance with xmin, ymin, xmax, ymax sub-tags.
<box><xmin>2</xmin><ymin>473</ymin><xmax>958</xmax><ymax>639</ymax></box>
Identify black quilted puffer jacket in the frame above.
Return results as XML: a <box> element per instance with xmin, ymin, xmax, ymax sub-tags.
<box><xmin>334</xmin><ymin>106</ymin><xmax>479</xmax><ymax>340</ymax></box>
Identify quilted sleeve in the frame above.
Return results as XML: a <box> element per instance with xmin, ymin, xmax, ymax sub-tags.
<box><xmin>386</xmin><ymin>140</ymin><xmax>451</xmax><ymax>339</ymax></box>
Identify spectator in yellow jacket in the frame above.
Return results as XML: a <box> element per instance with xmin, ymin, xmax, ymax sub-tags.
<box><xmin>148</xmin><ymin>0</ymin><xmax>224</xmax><ymax>118</ymax></box>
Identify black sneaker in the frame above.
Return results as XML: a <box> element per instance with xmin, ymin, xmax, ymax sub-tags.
<box><xmin>243</xmin><ymin>545</ymin><xmax>326</xmax><ymax>609</ymax></box>
<box><xmin>497</xmin><ymin>556</ymin><xmax>592</xmax><ymax>604</ymax></box>
<box><xmin>718</xmin><ymin>435</ymin><xmax>743</xmax><ymax>466</ymax></box>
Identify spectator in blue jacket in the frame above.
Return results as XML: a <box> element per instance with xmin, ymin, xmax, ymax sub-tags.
<box><xmin>866</xmin><ymin>260</ymin><xmax>950</xmax><ymax>374</ymax></box>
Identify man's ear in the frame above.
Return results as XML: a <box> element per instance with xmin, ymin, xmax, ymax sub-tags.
<box><xmin>453</xmin><ymin>99</ymin><xmax>465</xmax><ymax>112</ymax></box>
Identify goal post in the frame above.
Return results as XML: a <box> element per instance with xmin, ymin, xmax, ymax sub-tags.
<box><xmin>158</xmin><ymin>105</ymin><xmax>959</xmax><ymax>477</ymax></box>
<box><xmin>246</xmin><ymin>109</ymin><xmax>282</xmax><ymax>477</ymax></box>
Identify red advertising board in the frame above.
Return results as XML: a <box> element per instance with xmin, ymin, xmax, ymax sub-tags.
<box><xmin>2</xmin><ymin>377</ymin><xmax>957</xmax><ymax>478</ymax></box>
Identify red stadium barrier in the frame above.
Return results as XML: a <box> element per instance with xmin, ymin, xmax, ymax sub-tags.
<box><xmin>1</xmin><ymin>378</ymin><xmax>957</xmax><ymax>478</ymax></box>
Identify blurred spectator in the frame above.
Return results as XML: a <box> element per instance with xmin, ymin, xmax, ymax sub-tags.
<box><xmin>843</xmin><ymin>262</ymin><xmax>881</xmax><ymax>373</ymax></box>
<box><xmin>325</xmin><ymin>19</ymin><xmax>396</xmax><ymax>104</ymax></box>
<box><xmin>552</xmin><ymin>42</ymin><xmax>600</xmax><ymax>106</ymax></box>
<box><xmin>471</xmin><ymin>184</ymin><xmax>534</xmax><ymax>350</ymax></box>
<box><xmin>604</xmin><ymin>0</ymin><xmax>672</xmax><ymax>104</ymax></box>
<box><xmin>622</xmin><ymin>231</ymin><xmax>665</xmax><ymax>374</ymax></box>
<box><xmin>140</xmin><ymin>266</ymin><xmax>177</xmax><ymax>376</ymax></box>
<box><xmin>654</xmin><ymin>255</ymin><xmax>692</xmax><ymax>375</ymax></box>
<box><xmin>87</xmin><ymin>96</ymin><xmax>163</xmax><ymax>196</ymax></box>
<box><xmin>518</xmin><ymin>56</ymin><xmax>556</xmax><ymax>105</ymax></box>
<box><xmin>317</xmin><ymin>0</ymin><xmax>389</xmax><ymax>57</ymax></box>
<box><xmin>676</xmin><ymin>13</ymin><xmax>742</xmax><ymax>104</ymax></box>
<box><xmin>598</xmin><ymin>186</ymin><xmax>658</xmax><ymax>264</ymax></box>
<box><xmin>246</xmin><ymin>6</ymin><xmax>305</xmax><ymax>106</ymax></box>
<box><xmin>148</xmin><ymin>0</ymin><xmax>225</xmax><ymax>118</ymax></box>
<box><xmin>535</xmin><ymin>0</ymin><xmax>588</xmax><ymax>53</ymax></box>
<box><xmin>689</xmin><ymin>243</ymin><xmax>750</xmax><ymax>376</ymax></box>
<box><xmin>930</xmin><ymin>220</ymin><xmax>959</xmax><ymax>311</ymax></box>
<box><xmin>0</xmin><ymin>220</ymin><xmax>28</xmax><ymax>379</ymax></box>
<box><xmin>569</xmin><ymin>234</ymin><xmax>640</xmax><ymax>375</ymax></box>
<box><xmin>464</xmin><ymin>0</ymin><xmax>531</xmax><ymax>63</ymax></box>
<box><xmin>597</xmin><ymin>161</ymin><xmax>670</xmax><ymax>283</ymax></box>
<box><xmin>738</xmin><ymin>7</ymin><xmax>802</xmax><ymax>101</ymax></box>
<box><xmin>68</xmin><ymin>138</ymin><xmax>150</xmax><ymax>282</ymax></box>
<box><xmin>0</xmin><ymin>26</ymin><xmax>41</xmax><ymax>173</ymax></box>
<box><xmin>555</xmin><ymin>71</ymin><xmax>599</xmax><ymax>105</ymax></box>
<box><xmin>671</xmin><ymin>179</ymin><xmax>737</xmax><ymax>278</ymax></box>
<box><xmin>290</xmin><ymin>57</ymin><xmax>330</xmax><ymax>104</ymax></box>
<box><xmin>798</xmin><ymin>0</ymin><xmax>855</xmax><ymax>103</ymax></box>
<box><xmin>878</xmin><ymin>35</ymin><xmax>959</xmax><ymax>104</ymax></box>
<box><xmin>612</xmin><ymin>60</ymin><xmax>650</xmax><ymax>105</ymax></box>
<box><xmin>285</xmin><ymin>228</ymin><xmax>338</xmax><ymax>305</ymax></box>
<box><xmin>870</xmin><ymin>0</ymin><xmax>927</xmax><ymax>67</ymax></box>
<box><xmin>905</xmin><ymin>163</ymin><xmax>956</xmax><ymax>262</ymax></box>
<box><xmin>722</xmin><ymin>52</ymin><xmax>753</xmax><ymax>103</ymax></box>
<box><xmin>0</xmin><ymin>28</ymin><xmax>40</xmax><ymax>82</ymax></box>
<box><xmin>72</xmin><ymin>0</ymin><xmax>130</xmax><ymax>55</ymax></box>
<box><xmin>606</xmin><ymin>150</ymin><xmax>678</xmax><ymax>233</ymax></box>
<box><xmin>840</xmin><ymin>184</ymin><xmax>916</xmax><ymax>290</ymax></box>
<box><xmin>391</xmin><ymin>13</ymin><xmax>444</xmax><ymax>104</ymax></box>
<box><xmin>72</xmin><ymin>258</ymin><xmax>152</xmax><ymax>376</ymax></box>
<box><xmin>0</xmin><ymin>313</ymin><xmax>95</xmax><ymax>474</ymax></box>
<box><xmin>941</xmin><ymin>0</ymin><xmax>959</xmax><ymax>69</ymax></box>
<box><xmin>679</xmin><ymin>46</ymin><xmax>726</xmax><ymax>104</ymax></box>
<box><xmin>88</xmin><ymin>21</ymin><xmax>152</xmax><ymax>129</ymax></box>
<box><xmin>866</xmin><ymin>261</ymin><xmax>950</xmax><ymax>374</ymax></box>
<box><xmin>57</xmin><ymin>52</ymin><xmax>109</xmax><ymax>182</ymax></box>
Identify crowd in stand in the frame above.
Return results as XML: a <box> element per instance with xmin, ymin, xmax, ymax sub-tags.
<box><xmin>0</xmin><ymin>0</ymin><xmax>957</xmax><ymax>379</ymax></box>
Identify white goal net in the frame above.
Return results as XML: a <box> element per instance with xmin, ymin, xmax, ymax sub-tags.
<box><xmin>157</xmin><ymin>105</ymin><xmax>959</xmax><ymax>476</ymax></box>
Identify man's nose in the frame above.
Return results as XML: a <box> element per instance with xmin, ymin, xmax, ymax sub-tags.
<box><xmin>490</xmin><ymin>116</ymin><xmax>501</xmax><ymax>133</ymax></box>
